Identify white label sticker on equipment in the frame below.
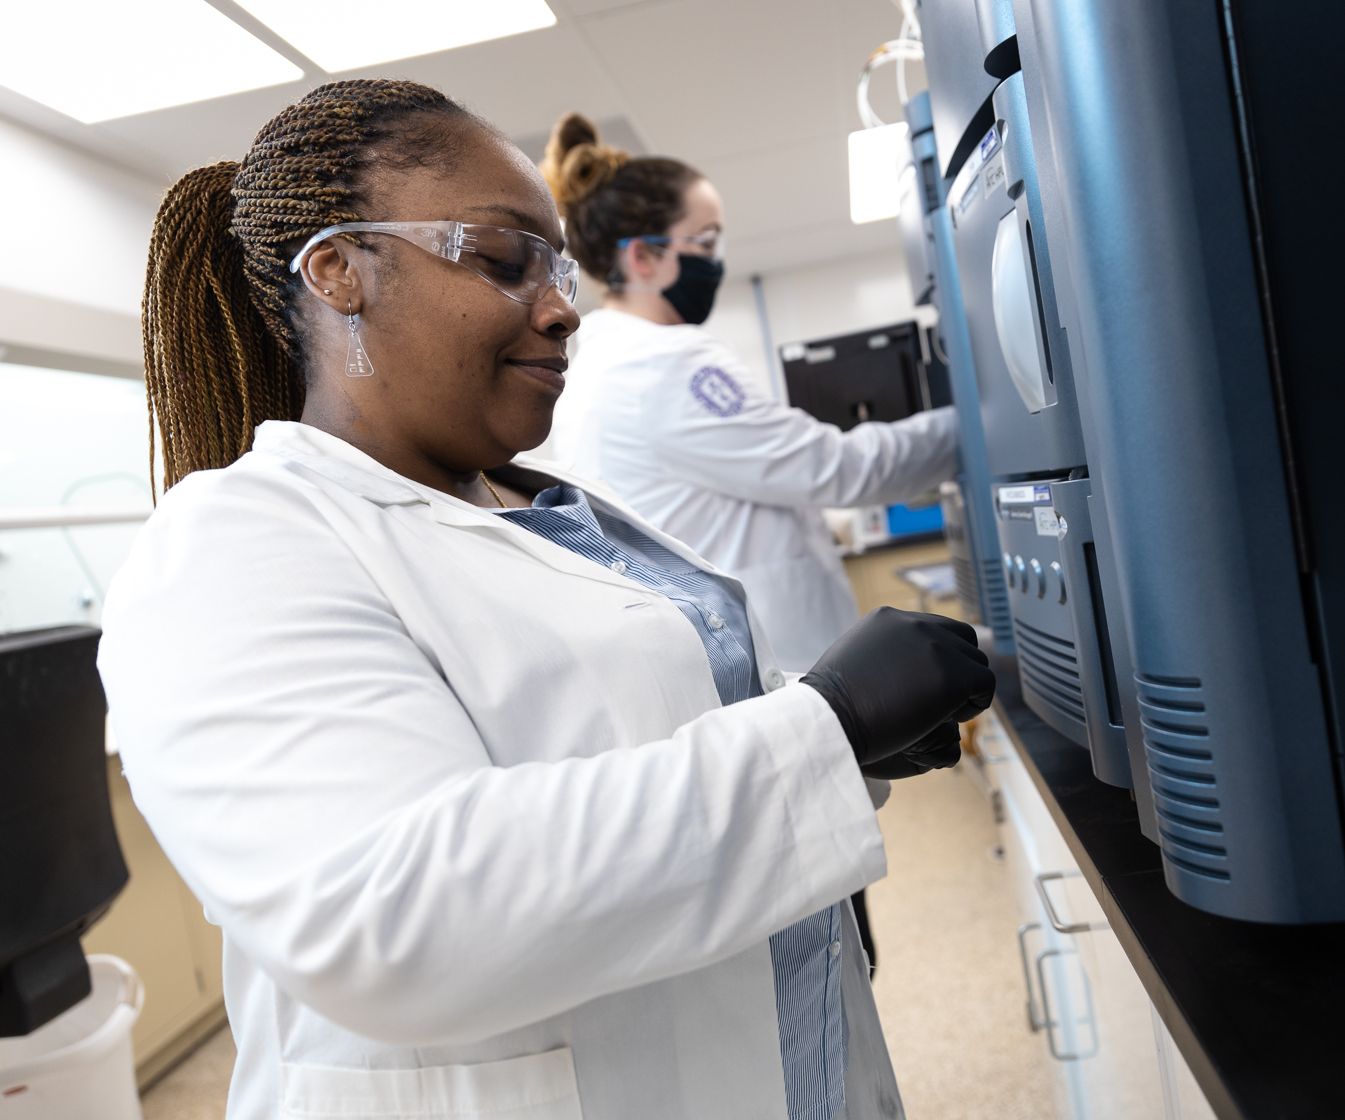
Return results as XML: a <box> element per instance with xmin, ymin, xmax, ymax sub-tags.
<box><xmin>998</xmin><ymin>485</ymin><xmax>1037</xmax><ymax>505</ymax></box>
<box><xmin>1035</xmin><ymin>506</ymin><xmax>1061</xmax><ymax>536</ymax></box>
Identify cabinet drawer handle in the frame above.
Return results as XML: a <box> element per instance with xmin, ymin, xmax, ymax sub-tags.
<box><xmin>1015</xmin><ymin>922</ymin><xmax>1045</xmax><ymax>1033</ymax></box>
<box><xmin>1036</xmin><ymin>946</ymin><xmax>1100</xmax><ymax>1061</ymax></box>
<box><xmin>1035</xmin><ymin>870</ymin><xmax>1109</xmax><ymax>934</ymax></box>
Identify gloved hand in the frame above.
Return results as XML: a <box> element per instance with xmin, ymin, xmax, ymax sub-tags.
<box><xmin>800</xmin><ymin>607</ymin><xmax>995</xmax><ymax>772</ymax></box>
<box><xmin>860</xmin><ymin>721</ymin><xmax>961</xmax><ymax>780</ymax></box>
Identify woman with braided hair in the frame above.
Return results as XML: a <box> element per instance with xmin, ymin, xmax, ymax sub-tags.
<box><xmin>99</xmin><ymin>79</ymin><xmax>993</xmax><ymax>1119</ymax></box>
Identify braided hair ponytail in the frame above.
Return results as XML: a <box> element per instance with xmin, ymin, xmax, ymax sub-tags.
<box><xmin>143</xmin><ymin>79</ymin><xmax>476</xmax><ymax>491</ymax></box>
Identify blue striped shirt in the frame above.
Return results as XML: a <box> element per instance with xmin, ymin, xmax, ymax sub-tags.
<box><xmin>496</xmin><ymin>483</ymin><xmax>847</xmax><ymax>1119</ymax></box>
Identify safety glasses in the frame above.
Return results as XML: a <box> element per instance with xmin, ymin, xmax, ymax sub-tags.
<box><xmin>616</xmin><ymin>230</ymin><xmax>723</xmax><ymax>260</ymax></box>
<box><xmin>288</xmin><ymin>221</ymin><xmax>580</xmax><ymax>305</ymax></box>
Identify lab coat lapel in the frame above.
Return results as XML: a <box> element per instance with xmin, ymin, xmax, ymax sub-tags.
<box><xmin>425</xmin><ymin>496</ymin><xmax>656</xmax><ymax>597</ymax></box>
<box><xmin>260</xmin><ymin>423</ymin><xmax>780</xmax><ymax>658</ymax></box>
<box><xmin>263</xmin><ymin>422</ymin><xmax>650</xmax><ymax>598</ymax></box>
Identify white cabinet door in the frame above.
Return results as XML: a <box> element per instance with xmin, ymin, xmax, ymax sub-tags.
<box><xmin>981</xmin><ymin>712</ymin><xmax>1170</xmax><ymax>1119</ymax></box>
<box><xmin>1061</xmin><ymin>876</ymin><xmax>1166</xmax><ymax>1119</ymax></box>
<box><xmin>997</xmin><ymin>783</ymin><xmax>1079</xmax><ymax>1119</ymax></box>
<box><xmin>1151</xmin><ymin>1008</ymin><xmax>1219</xmax><ymax>1120</ymax></box>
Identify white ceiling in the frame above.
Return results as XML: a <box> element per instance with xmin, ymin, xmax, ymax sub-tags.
<box><xmin>0</xmin><ymin>0</ymin><xmax>924</xmax><ymax>278</ymax></box>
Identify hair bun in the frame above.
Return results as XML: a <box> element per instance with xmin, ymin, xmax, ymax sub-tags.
<box><xmin>540</xmin><ymin>111</ymin><xmax>629</xmax><ymax>215</ymax></box>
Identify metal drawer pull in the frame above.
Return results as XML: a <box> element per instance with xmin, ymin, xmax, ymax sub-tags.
<box><xmin>1036</xmin><ymin>946</ymin><xmax>1100</xmax><ymax>1061</ymax></box>
<box><xmin>1016</xmin><ymin>922</ymin><xmax>1045</xmax><ymax>1032</ymax></box>
<box><xmin>1035</xmin><ymin>870</ymin><xmax>1109</xmax><ymax>934</ymax></box>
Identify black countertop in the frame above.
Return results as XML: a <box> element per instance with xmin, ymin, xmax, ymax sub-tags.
<box><xmin>990</xmin><ymin>659</ymin><xmax>1345</xmax><ymax>1120</ymax></box>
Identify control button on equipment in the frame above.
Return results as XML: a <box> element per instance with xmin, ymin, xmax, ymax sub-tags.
<box><xmin>1029</xmin><ymin>558</ymin><xmax>1045</xmax><ymax>599</ymax></box>
<box><xmin>1049</xmin><ymin>560</ymin><xmax>1066</xmax><ymax>604</ymax></box>
<box><xmin>1014</xmin><ymin>555</ymin><xmax>1027</xmax><ymax>592</ymax></box>
<box><xmin>1003</xmin><ymin>552</ymin><xmax>1016</xmax><ymax>590</ymax></box>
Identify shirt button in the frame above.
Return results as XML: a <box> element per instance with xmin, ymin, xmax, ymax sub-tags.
<box><xmin>830</xmin><ymin>939</ymin><xmax>842</xmax><ymax>959</ymax></box>
<box><xmin>707</xmin><ymin>612</ymin><xmax>725</xmax><ymax>630</ymax></box>
<box><xmin>764</xmin><ymin>667</ymin><xmax>786</xmax><ymax>691</ymax></box>
<box><xmin>610</xmin><ymin>559</ymin><xmax>627</xmax><ymax>576</ymax></box>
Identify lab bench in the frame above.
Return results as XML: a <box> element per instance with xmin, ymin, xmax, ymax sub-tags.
<box><xmin>991</xmin><ymin>659</ymin><xmax>1345</xmax><ymax>1120</ymax></box>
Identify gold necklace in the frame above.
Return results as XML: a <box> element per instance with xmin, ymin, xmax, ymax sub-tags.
<box><xmin>479</xmin><ymin>471</ymin><xmax>508</xmax><ymax>508</ymax></box>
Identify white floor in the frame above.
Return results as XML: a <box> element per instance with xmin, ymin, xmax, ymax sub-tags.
<box><xmin>141</xmin><ymin>761</ymin><xmax>1054</xmax><ymax>1119</ymax></box>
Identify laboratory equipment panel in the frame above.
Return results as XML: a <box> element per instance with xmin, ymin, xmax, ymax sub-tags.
<box><xmin>1021</xmin><ymin>0</ymin><xmax>1345</xmax><ymax>922</ymax></box>
<box><xmin>906</xmin><ymin>91</ymin><xmax>1013</xmax><ymax>649</ymax></box>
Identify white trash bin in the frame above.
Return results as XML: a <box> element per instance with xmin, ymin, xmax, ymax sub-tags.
<box><xmin>0</xmin><ymin>954</ymin><xmax>144</xmax><ymax>1119</ymax></box>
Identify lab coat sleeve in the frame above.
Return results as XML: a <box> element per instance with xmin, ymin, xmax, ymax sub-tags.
<box><xmin>97</xmin><ymin>472</ymin><xmax>886</xmax><ymax>1048</ymax></box>
<box><xmin>646</xmin><ymin>337</ymin><xmax>959</xmax><ymax>508</ymax></box>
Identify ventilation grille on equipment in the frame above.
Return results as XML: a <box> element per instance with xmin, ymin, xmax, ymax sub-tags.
<box><xmin>982</xmin><ymin>557</ymin><xmax>1013</xmax><ymax>646</ymax></box>
<box><xmin>1014</xmin><ymin>618</ymin><xmax>1085</xmax><ymax>723</ymax></box>
<box><xmin>1136</xmin><ymin>673</ymin><xmax>1229</xmax><ymax>883</ymax></box>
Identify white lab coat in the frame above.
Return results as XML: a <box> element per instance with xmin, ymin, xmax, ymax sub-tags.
<box><xmin>97</xmin><ymin>421</ymin><xmax>895</xmax><ymax>1120</ymax></box>
<box><xmin>549</xmin><ymin>308</ymin><xmax>960</xmax><ymax>671</ymax></box>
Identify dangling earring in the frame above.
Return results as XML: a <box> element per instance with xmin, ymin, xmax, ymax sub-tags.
<box><xmin>345</xmin><ymin>300</ymin><xmax>374</xmax><ymax>377</ymax></box>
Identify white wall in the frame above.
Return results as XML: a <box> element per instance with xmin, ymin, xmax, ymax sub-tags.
<box><xmin>0</xmin><ymin>123</ymin><xmax>164</xmax><ymax>637</ymax></box>
<box><xmin>0</xmin><ymin>118</ymin><xmax>163</xmax><ymax>318</ymax></box>
<box><xmin>0</xmin><ymin>118</ymin><xmax>163</xmax><ymax>369</ymax></box>
<box><xmin>0</xmin><ymin>363</ymin><xmax>153</xmax><ymax>635</ymax></box>
<box><xmin>706</xmin><ymin>245</ymin><xmax>920</xmax><ymax>400</ymax></box>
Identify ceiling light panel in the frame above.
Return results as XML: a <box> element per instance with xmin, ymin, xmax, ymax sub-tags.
<box><xmin>0</xmin><ymin>0</ymin><xmax>304</xmax><ymax>123</ymax></box>
<box><xmin>233</xmin><ymin>0</ymin><xmax>558</xmax><ymax>72</ymax></box>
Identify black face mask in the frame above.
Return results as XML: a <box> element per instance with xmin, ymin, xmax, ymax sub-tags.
<box><xmin>661</xmin><ymin>254</ymin><xmax>725</xmax><ymax>325</ymax></box>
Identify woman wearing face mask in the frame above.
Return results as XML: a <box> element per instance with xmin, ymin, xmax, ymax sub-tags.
<box><xmin>543</xmin><ymin>113</ymin><xmax>962</xmax><ymax>677</ymax></box>
<box><xmin>98</xmin><ymin>80</ymin><xmax>994</xmax><ymax>1120</ymax></box>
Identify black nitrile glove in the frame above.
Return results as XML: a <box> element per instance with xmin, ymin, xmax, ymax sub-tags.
<box><xmin>860</xmin><ymin>721</ymin><xmax>961</xmax><ymax>780</ymax></box>
<box><xmin>800</xmin><ymin>607</ymin><xmax>995</xmax><ymax>771</ymax></box>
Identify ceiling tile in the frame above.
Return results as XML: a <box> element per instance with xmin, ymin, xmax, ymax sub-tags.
<box><xmin>554</xmin><ymin>0</ymin><xmax>665</xmax><ymax>14</ymax></box>
<box><xmin>1</xmin><ymin>0</ymin><xmax>931</xmax><ymax>281</ymax></box>
<box><xmin>575</xmin><ymin>0</ymin><xmax>909</xmax><ymax>162</ymax></box>
<box><xmin>45</xmin><ymin>21</ymin><xmax>628</xmax><ymax>181</ymax></box>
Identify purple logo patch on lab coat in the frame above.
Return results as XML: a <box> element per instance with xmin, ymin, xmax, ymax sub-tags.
<box><xmin>690</xmin><ymin>366</ymin><xmax>746</xmax><ymax>417</ymax></box>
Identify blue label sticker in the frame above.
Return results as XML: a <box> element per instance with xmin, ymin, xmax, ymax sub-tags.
<box><xmin>979</xmin><ymin>126</ymin><xmax>1000</xmax><ymax>161</ymax></box>
<box><xmin>690</xmin><ymin>366</ymin><xmax>746</xmax><ymax>417</ymax></box>
<box><xmin>1033</xmin><ymin>485</ymin><xmax>1053</xmax><ymax>503</ymax></box>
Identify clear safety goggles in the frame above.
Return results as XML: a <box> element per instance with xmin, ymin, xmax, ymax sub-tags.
<box><xmin>288</xmin><ymin>221</ymin><xmax>580</xmax><ymax>305</ymax></box>
<box><xmin>616</xmin><ymin>230</ymin><xmax>724</xmax><ymax>260</ymax></box>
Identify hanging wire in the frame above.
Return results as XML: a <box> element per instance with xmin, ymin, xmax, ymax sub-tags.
<box><xmin>857</xmin><ymin>39</ymin><xmax>925</xmax><ymax>128</ymax></box>
<box><xmin>895</xmin><ymin>0</ymin><xmax>922</xmax><ymax>105</ymax></box>
<box><xmin>857</xmin><ymin>0</ymin><xmax>925</xmax><ymax>127</ymax></box>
